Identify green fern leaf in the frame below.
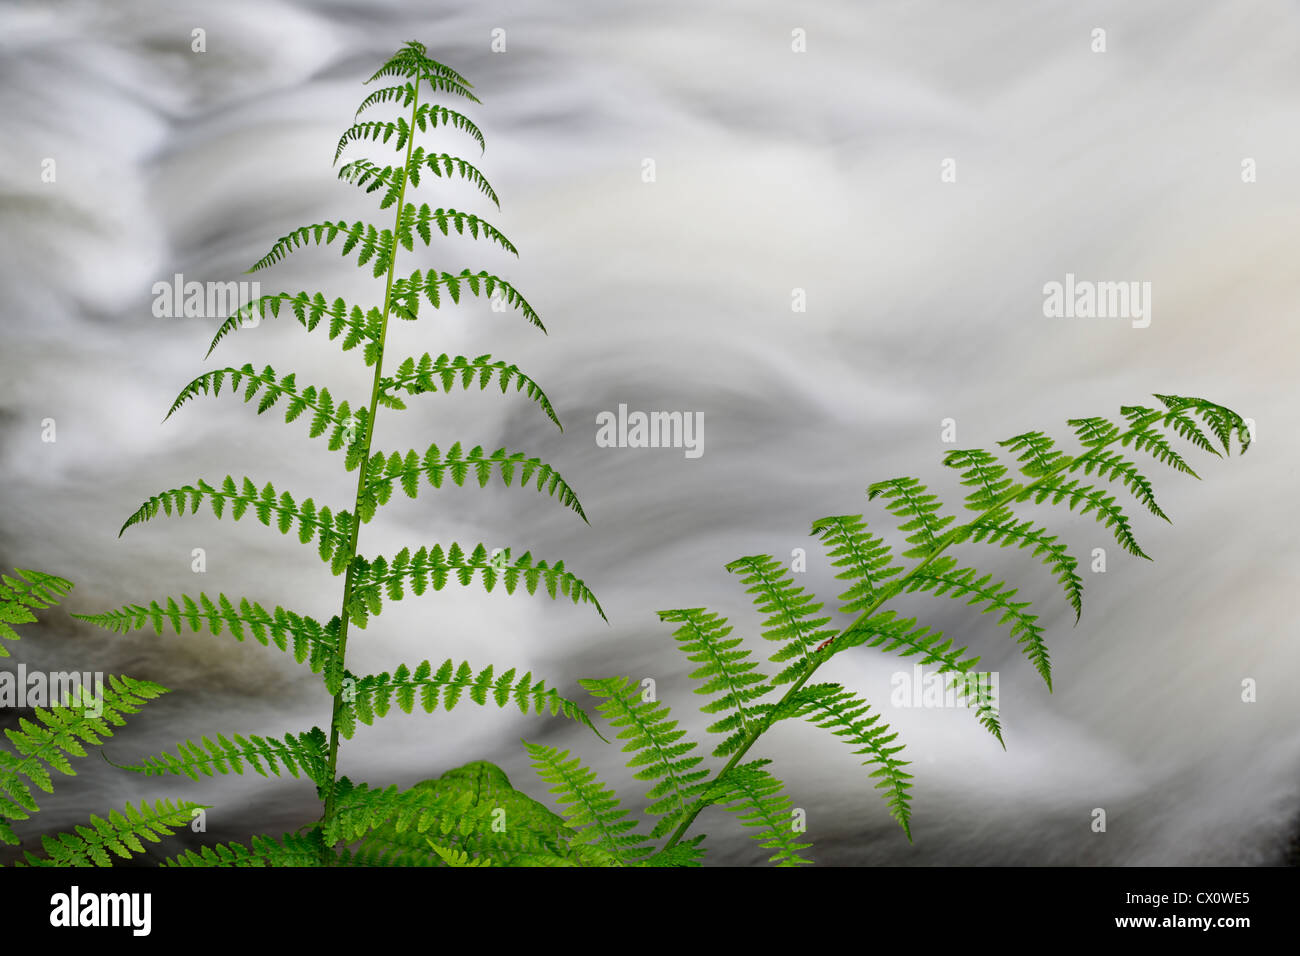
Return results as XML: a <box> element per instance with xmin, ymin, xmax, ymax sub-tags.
<box><xmin>17</xmin><ymin>799</ymin><xmax>206</xmax><ymax>867</ymax></box>
<box><xmin>0</xmin><ymin>568</ymin><xmax>73</xmax><ymax>657</ymax></box>
<box><xmin>579</xmin><ymin>676</ymin><xmax>710</xmax><ymax>839</ymax></box>
<box><xmin>525</xmin><ymin>741</ymin><xmax>651</xmax><ymax>863</ymax></box>
<box><xmin>344</xmin><ymin>544</ymin><xmax>606</xmax><ymax>628</ymax></box>
<box><xmin>724</xmin><ymin>554</ymin><xmax>835</xmax><ymax>685</ymax></box>
<box><xmin>379</xmin><ymin>352</ymin><xmax>559</xmax><ymax>428</ymax></box>
<box><xmin>72</xmin><ymin>596</ymin><xmax>338</xmax><ymax>677</ymax></box>
<box><xmin>702</xmin><ymin>760</ymin><xmax>813</xmax><ymax>866</ymax></box>
<box><xmin>777</xmin><ymin>684</ymin><xmax>914</xmax><ymax>841</ymax></box>
<box><xmin>657</xmin><ymin>608</ymin><xmax>774</xmax><ymax>757</ymax></box>
<box><xmin>358</xmin><ymin>443</ymin><xmax>587</xmax><ymax>523</ymax></box>
<box><xmin>337</xmin><ymin>659</ymin><xmax>600</xmax><ymax>741</ymax></box>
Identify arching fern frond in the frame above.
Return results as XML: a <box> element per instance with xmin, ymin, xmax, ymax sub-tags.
<box><xmin>72</xmin><ymin>595</ymin><xmax>338</xmax><ymax>676</ymax></box>
<box><xmin>1014</xmin><ymin>477</ymin><xmax>1147</xmax><ymax>559</ymax></box>
<box><xmin>525</xmin><ymin>741</ymin><xmax>651</xmax><ymax>863</ymax></box>
<box><xmin>379</xmin><ymin>353</ymin><xmax>560</xmax><ymax>428</ymax></box>
<box><xmin>16</xmin><ymin>799</ymin><xmax>206</xmax><ymax>867</ymax></box>
<box><xmin>357</xmin><ymin>443</ymin><xmax>587</xmax><ymax>524</ymax></box>
<box><xmin>337</xmin><ymin>659</ymin><xmax>599</xmax><ymax>741</ymax></box>
<box><xmin>344</xmin><ymin>544</ymin><xmax>606</xmax><ymax>629</ymax></box>
<box><xmin>702</xmin><ymin>760</ymin><xmax>812</xmax><ymax>866</ymax></box>
<box><xmin>115</xmin><ymin>728</ymin><xmax>328</xmax><ymax>785</ymax></box>
<box><xmin>658</xmin><ymin>608</ymin><xmax>773</xmax><ymax>758</ymax></box>
<box><xmin>0</xmin><ymin>568</ymin><xmax>73</xmax><ymax>657</ymax></box>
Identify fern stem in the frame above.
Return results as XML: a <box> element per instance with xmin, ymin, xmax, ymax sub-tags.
<box><xmin>318</xmin><ymin>74</ymin><xmax>424</xmax><ymax>864</ymax></box>
<box><xmin>661</xmin><ymin>410</ymin><xmax>1168</xmax><ymax>851</ymax></box>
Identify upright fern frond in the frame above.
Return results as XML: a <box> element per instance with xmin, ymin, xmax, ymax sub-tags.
<box><xmin>76</xmin><ymin>42</ymin><xmax>605</xmax><ymax>866</ymax></box>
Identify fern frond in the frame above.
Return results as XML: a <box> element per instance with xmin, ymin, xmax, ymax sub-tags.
<box><xmin>957</xmin><ymin>506</ymin><xmax>1084</xmax><ymax>621</ymax></box>
<box><xmin>776</xmin><ymin>684</ymin><xmax>913</xmax><ymax>840</ymax></box>
<box><xmin>702</xmin><ymin>760</ymin><xmax>813</xmax><ymax>866</ymax></box>
<box><xmin>658</xmin><ymin>608</ymin><xmax>773</xmax><ymax>758</ymax></box>
<box><xmin>358</xmin><ymin>443</ymin><xmax>587</xmax><ymax>524</ymax></box>
<box><xmin>344</xmin><ymin>544</ymin><xmax>606</xmax><ymax>629</ymax></box>
<box><xmin>1067</xmin><ymin>450</ymin><xmax>1168</xmax><ymax>521</ymax></box>
<box><xmin>903</xmin><ymin>555</ymin><xmax>1051</xmax><ymax>690</ymax></box>
<box><xmin>809</xmin><ymin>515</ymin><xmax>904</xmax><ymax>618</ymax></box>
<box><xmin>524</xmin><ymin>741</ymin><xmax>651</xmax><ymax>863</ymax></box>
<box><xmin>0</xmin><ymin>676</ymin><xmax>168</xmax><ymax>845</ymax></box>
<box><xmin>724</xmin><ymin>555</ymin><xmax>835</xmax><ymax>685</ymax></box>
<box><xmin>337</xmin><ymin>659</ymin><xmax>599</xmax><ymax>741</ymax></box>
<box><xmin>163</xmin><ymin>831</ymin><xmax>325</xmax><ymax>867</ymax></box>
<box><xmin>380</xmin><ymin>352</ymin><xmax>559</xmax><ymax>428</ymax></box>
<box><xmin>0</xmin><ymin>568</ymin><xmax>73</xmax><ymax>657</ymax></box>
<box><xmin>866</xmin><ymin>476</ymin><xmax>957</xmax><ymax>559</ymax></box>
<box><xmin>117</xmin><ymin>477</ymin><xmax>357</xmax><ymax>571</ymax></box>
<box><xmin>17</xmin><ymin>799</ymin><xmax>205</xmax><ymax>867</ymax></box>
<box><xmin>390</xmin><ymin>269</ymin><xmax>544</xmax><ymax>331</ymax></box>
<box><xmin>579</xmin><ymin>676</ymin><xmax>710</xmax><ymax>839</ymax></box>
<box><xmin>205</xmin><ymin>291</ymin><xmax>380</xmax><ymax>361</ymax></box>
<box><xmin>72</xmin><ymin>596</ymin><xmax>337</xmax><ymax>677</ymax></box>
<box><xmin>394</xmin><ymin>202</ymin><xmax>517</xmax><ymax>256</ymax></box>
<box><xmin>117</xmin><ymin>728</ymin><xmax>327</xmax><ymax>785</ymax></box>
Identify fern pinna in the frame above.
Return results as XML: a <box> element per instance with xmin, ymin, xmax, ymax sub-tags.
<box><xmin>65</xmin><ymin>42</ymin><xmax>607</xmax><ymax>867</ymax></box>
<box><xmin>523</xmin><ymin>395</ymin><xmax>1249</xmax><ymax>866</ymax></box>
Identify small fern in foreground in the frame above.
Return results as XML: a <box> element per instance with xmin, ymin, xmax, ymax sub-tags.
<box><xmin>517</xmin><ymin>394</ymin><xmax>1248</xmax><ymax>865</ymax></box>
<box><xmin>0</xmin><ymin>569</ymin><xmax>203</xmax><ymax>866</ymax></box>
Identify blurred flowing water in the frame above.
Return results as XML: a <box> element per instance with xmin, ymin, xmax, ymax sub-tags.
<box><xmin>1</xmin><ymin>0</ymin><xmax>1297</xmax><ymax>865</ymax></box>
